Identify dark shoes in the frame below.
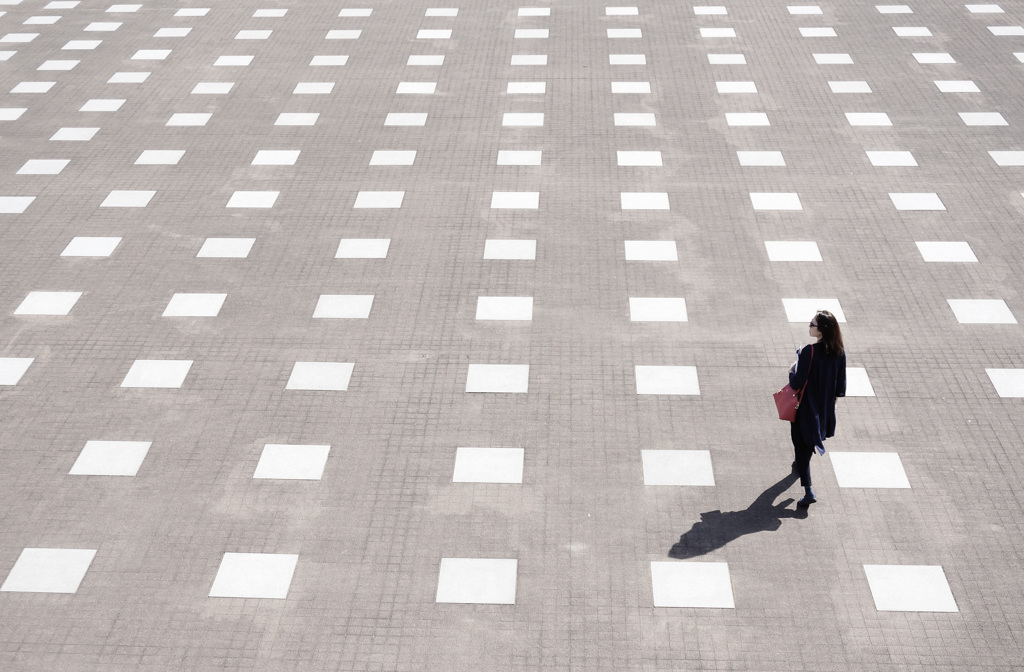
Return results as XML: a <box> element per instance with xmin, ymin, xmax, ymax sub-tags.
<box><xmin>797</xmin><ymin>495</ymin><xmax>817</xmax><ymax>507</ymax></box>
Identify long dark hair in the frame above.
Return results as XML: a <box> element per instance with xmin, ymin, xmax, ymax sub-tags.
<box><xmin>815</xmin><ymin>310</ymin><xmax>845</xmax><ymax>357</ymax></box>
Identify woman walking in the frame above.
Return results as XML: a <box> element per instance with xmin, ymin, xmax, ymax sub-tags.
<box><xmin>789</xmin><ymin>310</ymin><xmax>846</xmax><ymax>507</ymax></box>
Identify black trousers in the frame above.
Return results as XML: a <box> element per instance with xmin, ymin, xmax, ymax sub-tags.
<box><xmin>790</xmin><ymin>422</ymin><xmax>814</xmax><ymax>488</ymax></box>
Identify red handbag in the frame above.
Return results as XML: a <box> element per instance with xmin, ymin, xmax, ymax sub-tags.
<box><xmin>774</xmin><ymin>346</ymin><xmax>813</xmax><ymax>421</ymax></box>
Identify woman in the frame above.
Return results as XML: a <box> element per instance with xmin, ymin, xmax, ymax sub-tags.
<box><xmin>789</xmin><ymin>310</ymin><xmax>846</xmax><ymax>507</ymax></box>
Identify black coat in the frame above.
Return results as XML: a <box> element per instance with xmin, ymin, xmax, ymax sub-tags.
<box><xmin>789</xmin><ymin>342</ymin><xmax>846</xmax><ymax>450</ymax></box>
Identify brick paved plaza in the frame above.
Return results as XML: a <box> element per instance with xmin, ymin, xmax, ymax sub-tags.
<box><xmin>2</xmin><ymin>0</ymin><xmax>1024</xmax><ymax>669</ymax></box>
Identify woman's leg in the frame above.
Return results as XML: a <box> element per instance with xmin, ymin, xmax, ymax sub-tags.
<box><xmin>790</xmin><ymin>422</ymin><xmax>813</xmax><ymax>488</ymax></box>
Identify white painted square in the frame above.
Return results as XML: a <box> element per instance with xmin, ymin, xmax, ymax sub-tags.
<box><xmin>85</xmin><ymin>21</ymin><xmax>119</xmax><ymax>29</ymax></box>
<box><xmin>107</xmin><ymin>4</ymin><xmax>141</xmax><ymax>12</ymax></box>
<box><xmin>989</xmin><ymin>151</ymin><xmax>1024</xmax><ymax>166</ymax></box>
<box><xmin>519</xmin><ymin>8</ymin><xmax>550</xmax><ymax>16</ymax></box>
<box><xmin>914</xmin><ymin>52</ymin><xmax>955</xmax><ymax>63</ymax></box>
<box><xmin>80</xmin><ymin>99</ymin><xmax>124</xmax><ymax>112</ymax></box>
<box><xmin>252</xmin><ymin>150</ymin><xmax>299</xmax><ymax>166</ymax></box>
<box><xmin>700</xmin><ymin>27</ymin><xmax>735</xmax><ymax>38</ymax></box>
<box><xmin>371</xmin><ymin>150</ymin><xmax>416</xmax><ymax>165</ymax></box>
<box><xmin>1</xmin><ymin>549</ymin><xmax>96</xmax><ymax>593</ymax></box>
<box><xmin>310</xmin><ymin>55</ymin><xmax>348</xmax><ymax>66</ymax></box>
<box><xmin>132</xmin><ymin>49</ymin><xmax>170</xmax><ymax>60</ymax></box>
<box><xmin>227</xmin><ymin>191</ymin><xmax>278</xmax><ymax>208</ymax></box>
<box><xmin>101</xmin><ymin>190</ymin><xmax>154</xmax><ymax>207</ymax></box>
<box><xmin>14</xmin><ymin>291</ymin><xmax>80</xmax><ymax>315</ymax></box>
<box><xmin>38</xmin><ymin>60</ymin><xmax>78</xmax><ymax>71</ymax></box>
<box><xmin>313</xmin><ymin>295</ymin><xmax>374</xmax><ymax>318</ymax></box>
<box><xmin>621</xmin><ymin>192</ymin><xmax>669</xmax><ymax>209</ymax></box>
<box><xmin>175</xmin><ymin>8</ymin><xmax>208</xmax><ymax>16</ymax></box>
<box><xmin>215</xmin><ymin>55</ymin><xmax>253</xmax><ymax>66</ymax></box>
<box><xmin>612</xmin><ymin>81</ymin><xmax>651</xmax><ymax>94</ymax></box>
<box><xmin>782</xmin><ymin>298</ymin><xmax>846</xmax><ymax>322</ymax></box>
<box><xmin>135</xmin><ymin>150</ymin><xmax>184</xmax><ymax>165</ymax></box>
<box><xmin>789</xmin><ymin>4</ymin><xmax>822</xmax><ymax>13</ymax></box>
<box><xmin>25</xmin><ymin>17</ymin><xmax>60</xmax><ymax>25</ymax></box>
<box><xmin>0</xmin><ymin>197</ymin><xmax>35</xmax><ymax>214</ymax></box>
<box><xmin>750</xmin><ymin>192</ymin><xmax>801</xmax><ymax>210</ymax></box>
<box><xmin>846</xmin><ymin>112</ymin><xmax>892</xmax><ymax>126</ymax></box>
<box><xmin>453</xmin><ymin>447</ymin><xmax>524</xmax><ymax>483</ymax></box>
<box><xmin>608</xmin><ymin>28</ymin><xmax>643</xmax><ymax>38</ymax></box>
<box><xmin>162</xmin><ymin>293</ymin><xmax>226</xmax><ymax>317</ymax></box>
<box><xmin>339</xmin><ymin>8</ymin><xmax>371</xmax><ymax>16</ymax></box>
<box><xmin>497</xmin><ymin>150</ymin><xmax>541</xmax><ymax>165</ymax></box>
<box><xmin>209</xmin><ymin>553</ymin><xmax>298</xmax><ymax>599</ymax></box>
<box><xmin>286</xmin><ymin>362</ymin><xmax>355</xmax><ymax>391</ymax></box>
<box><xmin>889</xmin><ymin>192</ymin><xmax>944</xmax><ymax>210</ymax></box>
<box><xmin>11</xmin><ymin>81</ymin><xmax>54</xmax><ymax>93</ymax></box>
<box><xmin>121</xmin><ymin>360</ymin><xmax>193</xmax><ymax>388</ymax></box>
<box><xmin>642</xmin><ymin>450</ymin><xmax>714</xmax><ymax>485</ymax></box>
<box><xmin>491</xmin><ymin>192</ymin><xmax>539</xmax><ymax>209</ymax></box>
<box><xmin>17</xmin><ymin>159</ymin><xmax>69</xmax><ymax>175</ymax></box>
<box><xmin>877</xmin><ymin>5</ymin><xmax>912</xmax><ymax>13</ymax></box>
<box><xmin>916</xmin><ymin>241</ymin><xmax>977</xmax><ymax>262</ymax></box>
<box><xmin>1</xmin><ymin>108</ymin><xmax>27</xmax><ymax>121</ymax></box>
<box><xmin>708</xmin><ymin>53</ymin><xmax>744</xmax><ymax>64</ymax></box>
<box><xmin>425</xmin><ymin>8</ymin><xmax>458</xmax><ymax>16</ymax></box>
<box><xmin>408</xmin><ymin>55</ymin><xmax>444</xmax><ymax>65</ymax></box>
<box><xmin>989</xmin><ymin>25</ymin><xmax>1024</xmax><ymax>35</ymax></box>
<box><xmin>959</xmin><ymin>112</ymin><xmax>1007</xmax><ymax>126</ymax></box>
<box><xmin>396</xmin><ymin>82</ymin><xmax>436</xmax><ymax>94</ymax></box>
<box><xmin>235</xmin><ymin>30</ymin><xmax>271</xmax><ymax>39</ymax></box>
<box><xmin>987</xmin><ymin>369</ymin><xmax>1024</xmax><ymax>397</ymax></box>
<box><xmin>294</xmin><ymin>82</ymin><xmax>333</xmax><ymax>94</ymax></box>
<box><xmin>276</xmin><ymin>113</ymin><xmax>318</xmax><ymax>126</ymax></box>
<box><xmin>253</xmin><ymin>444</ymin><xmax>330</xmax><ymax>480</ymax></box>
<box><xmin>814</xmin><ymin>53</ymin><xmax>853</xmax><ymax>64</ymax></box>
<box><xmin>630</xmin><ymin>298</ymin><xmax>687</xmax><ymax>322</ymax></box>
<box><xmin>417</xmin><ymin>29</ymin><xmax>451</xmax><ymax>39</ymax></box>
<box><xmin>354</xmin><ymin>191</ymin><xmax>404</xmax><ymax>208</ymax></box>
<box><xmin>166</xmin><ymin>113</ymin><xmax>211</xmax><ymax>126</ymax></box>
<box><xmin>948</xmin><ymin>299</ymin><xmax>1016</xmax><ymax>324</ymax></box>
<box><xmin>62</xmin><ymin>236</ymin><xmax>120</xmax><ymax>257</ymax></box>
<box><xmin>867</xmin><ymin>150</ymin><xmax>916</xmax><ymax>166</ymax></box>
<box><xmin>1</xmin><ymin>33</ymin><xmax>37</xmax><ymax>42</ymax></box>
<box><xmin>726</xmin><ymin>112</ymin><xmax>769</xmax><ymax>126</ymax></box>
<box><xmin>476</xmin><ymin>296</ymin><xmax>533</xmax><ymax>321</ymax></box>
<box><xmin>465</xmin><ymin>364</ymin><xmax>529</xmax><ymax>393</ymax></box>
<box><xmin>863</xmin><ymin>565</ymin><xmax>957</xmax><ymax>612</ymax></box>
<box><xmin>192</xmin><ymin>82</ymin><xmax>233</xmax><ymax>94</ymax></box>
<box><xmin>155</xmin><ymin>27</ymin><xmax>190</xmax><ymax>37</ymax></box>
<box><xmin>650</xmin><ymin>562</ymin><xmax>734</xmax><ymax>608</ymax></box>
<box><xmin>614</xmin><ymin>112</ymin><xmax>656</xmax><ymax>126</ymax></box>
<box><xmin>514</xmin><ymin>29</ymin><xmax>548</xmax><ymax>39</ymax></box>
<box><xmin>484</xmin><ymin>239</ymin><xmax>535</xmax><ymax>260</ymax></box>
<box><xmin>70</xmin><ymin>440</ymin><xmax>151</xmax><ymax>476</ymax></box>
<box><xmin>336</xmin><ymin>238</ymin><xmax>390</xmax><ymax>258</ymax></box>
<box><xmin>385</xmin><ymin>112</ymin><xmax>427</xmax><ymax>126</ymax></box>
<box><xmin>253</xmin><ymin>9</ymin><xmax>286</xmax><ymax>17</ymax></box>
<box><xmin>610</xmin><ymin>54</ymin><xmax>646</xmax><ymax>65</ymax></box>
<box><xmin>436</xmin><ymin>558</ymin><xmax>517</xmax><ymax>604</ymax></box>
<box><xmin>197</xmin><ymin>238</ymin><xmax>254</xmax><ymax>258</ymax></box>
<box><xmin>893</xmin><ymin>26</ymin><xmax>931</xmax><ymax>36</ymax></box>
<box><xmin>694</xmin><ymin>6</ymin><xmax>727</xmax><ymax>15</ymax></box>
<box><xmin>618</xmin><ymin>151</ymin><xmax>662</xmax><ymax>166</ymax></box>
<box><xmin>326</xmin><ymin>30</ymin><xmax>361</xmax><ymax>39</ymax></box>
<box><xmin>48</xmin><ymin>1</ymin><xmax>81</xmax><ymax>7</ymax></box>
<box><xmin>503</xmin><ymin>112</ymin><xmax>544</xmax><ymax>126</ymax></box>
<box><xmin>800</xmin><ymin>27</ymin><xmax>837</xmax><ymax>37</ymax></box>
<box><xmin>716</xmin><ymin>81</ymin><xmax>756</xmax><ymax>93</ymax></box>
<box><xmin>831</xmin><ymin>453</ymin><xmax>909</xmax><ymax>488</ymax></box>
<box><xmin>51</xmin><ymin>127</ymin><xmax>98</xmax><ymax>141</ymax></box>
<box><xmin>966</xmin><ymin>4</ymin><xmax>1003</xmax><ymax>12</ymax></box>
<box><xmin>846</xmin><ymin>367</ymin><xmax>876</xmax><ymax>396</ymax></box>
<box><xmin>738</xmin><ymin>151</ymin><xmax>785</xmax><ymax>166</ymax></box>
<box><xmin>511</xmin><ymin>55</ymin><xmax>547</xmax><ymax>65</ymax></box>
<box><xmin>935</xmin><ymin>80</ymin><xmax>979</xmax><ymax>93</ymax></box>
<box><xmin>765</xmin><ymin>241</ymin><xmax>821</xmax><ymax>261</ymax></box>
<box><xmin>0</xmin><ymin>358</ymin><xmax>33</xmax><ymax>385</ymax></box>
<box><xmin>625</xmin><ymin>241</ymin><xmax>677</xmax><ymax>261</ymax></box>
<box><xmin>607</xmin><ymin>6</ymin><xmax>639</xmax><ymax>14</ymax></box>
<box><xmin>635</xmin><ymin>366</ymin><xmax>700</xmax><ymax>395</ymax></box>
<box><xmin>63</xmin><ymin>40</ymin><xmax>102</xmax><ymax>50</ymax></box>
<box><xmin>829</xmin><ymin>80</ymin><xmax>871</xmax><ymax>93</ymax></box>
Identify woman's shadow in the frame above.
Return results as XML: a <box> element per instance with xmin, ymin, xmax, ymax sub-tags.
<box><xmin>668</xmin><ymin>472</ymin><xmax>805</xmax><ymax>559</ymax></box>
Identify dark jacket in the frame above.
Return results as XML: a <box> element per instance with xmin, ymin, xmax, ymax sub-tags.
<box><xmin>789</xmin><ymin>342</ymin><xmax>846</xmax><ymax>450</ymax></box>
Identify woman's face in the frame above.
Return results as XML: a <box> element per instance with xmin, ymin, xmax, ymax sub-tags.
<box><xmin>809</xmin><ymin>316</ymin><xmax>822</xmax><ymax>340</ymax></box>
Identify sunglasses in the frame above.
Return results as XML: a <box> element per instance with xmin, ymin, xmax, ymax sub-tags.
<box><xmin>809</xmin><ymin>322</ymin><xmax>818</xmax><ymax>328</ymax></box>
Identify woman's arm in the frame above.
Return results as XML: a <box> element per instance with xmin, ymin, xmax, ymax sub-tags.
<box><xmin>788</xmin><ymin>345</ymin><xmax>812</xmax><ymax>389</ymax></box>
<box><xmin>835</xmin><ymin>351</ymin><xmax>847</xmax><ymax>398</ymax></box>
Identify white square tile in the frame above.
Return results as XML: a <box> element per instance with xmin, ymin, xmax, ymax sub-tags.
<box><xmin>782</xmin><ymin>298</ymin><xmax>846</xmax><ymax>322</ymax></box>
<box><xmin>453</xmin><ymin>447</ymin><xmax>524</xmax><ymax>483</ymax></box>
<box><xmin>650</xmin><ymin>562</ymin><xmax>734</xmax><ymax>608</ymax></box>
<box><xmin>197</xmin><ymin>238</ymin><xmax>254</xmax><ymax>258</ymax></box>
<box><xmin>166</xmin><ymin>113</ymin><xmax>211</xmax><ymax>126</ymax></box>
<box><xmin>625</xmin><ymin>240</ymin><xmax>677</xmax><ymax>261</ymax></box>
<box><xmin>867</xmin><ymin>150</ymin><xmax>916</xmax><ymax>166</ymax></box>
<box><xmin>252</xmin><ymin>150</ymin><xmax>299</xmax><ymax>165</ymax></box>
<box><xmin>294</xmin><ymin>82</ymin><xmax>333</xmax><ymax>94</ymax></box>
<box><xmin>515</xmin><ymin>29</ymin><xmax>548</xmax><ymax>38</ymax></box>
<box><xmin>935</xmin><ymin>80</ymin><xmax>979</xmax><ymax>93</ymax></box>
<box><xmin>63</xmin><ymin>40</ymin><xmax>102</xmax><ymax>50</ymax></box>
<box><xmin>503</xmin><ymin>112</ymin><xmax>544</xmax><ymax>126</ymax></box>
<box><xmin>396</xmin><ymin>81</ymin><xmax>436</xmax><ymax>94</ymax></box>
<box><xmin>986</xmin><ymin>369</ymin><xmax>1024</xmax><ymax>397</ymax></box>
<box><xmin>162</xmin><ymin>293</ymin><xmax>226</xmax><ymax>317</ymax></box>
<box><xmin>829</xmin><ymin>80</ymin><xmax>871</xmax><ymax>93</ymax></box>
<box><xmin>621</xmin><ymin>192</ymin><xmax>669</xmax><ymax>209</ymax></box>
<box><xmin>519</xmin><ymin>7</ymin><xmax>550</xmax><ymax>16</ymax></box>
<box><xmin>889</xmin><ymin>192</ymin><xmax>944</xmax><ymax>210</ymax></box>
<box><xmin>286</xmin><ymin>362</ymin><xmax>355</xmax><ymax>391</ymax></box>
<box><xmin>101</xmin><ymin>190</ymin><xmax>154</xmax><ymax>207</ymax></box>
<box><xmin>846</xmin><ymin>367</ymin><xmax>876</xmax><ymax>396</ymax></box>
<box><xmin>1</xmin><ymin>108</ymin><xmax>27</xmax><ymax>121</ymax></box>
<box><xmin>877</xmin><ymin>5</ymin><xmax>912</xmax><ymax>12</ymax></box>
<box><xmin>209</xmin><ymin>553</ymin><xmax>298</xmax><ymax>599</ymax></box>
<box><xmin>25</xmin><ymin>17</ymin><xmax>61</xmax><ymax>25</ymax></box>
<box><xmin>409</xmin><ymin>54</ymin><xmax>444</xmax><ymax>65</ymax></box>
<box><xmin>48</xmin><ymin>1</ymin><xmax>81</xmax><ymax>7</ymax></box>
<box><xmin>959</xmin><ymin>112</ymin><xmax>1007</xmax><ymax>126</ymax></box>
<box><xmin>814</xmin><ymin>53</ymin><xmax>853</xmax><ymax>64</ymax></box>
<box><xmin>914</xmin><ymin>52</ymin><xmax>955</xmax><ymax>63</ymax></box>
<box><xmin>191</xmin><ymin>82</ymin><xmax>233</xmax><ymax>94</ymax></box>
<box><xmin>737</xmin><ymin>151</ymin><xmax>785</xmax><ymax>166</ymax></box>
<box><xmin>617</xmin><ymin>151</ymin><xmax>662</xmax><ymax>166</ymax></box>
<box><xmin>700</xmin><ymin>27</ymin><xmax>735</xmax><ymax>38</ymax></box>
<box><xmin>51</xmin><ymin>127</ymin><xmax>98</xmax><ymax>141</ymax></box>
<box><xmin>354</xmin><ymin>191</ymin><xmax>404</xmax><ymax>208</ymax></box>
<box><xmin>511</xmin><ymin>54</ymin><xmax>548</xmax><ymax>66</ymax></box>
<box><xmin>726</xmin><ymin>112</ymin><xmax>769</xmax><ymax>126</ymax></box>
<box><xmin>1</xmin><ymin>33</ymin><xmax>37</xmax><ymax>43</ymax></box>
<box><xmin>788</xmin><ymin>5</ymin><xmax>822</xmax><ymax>13</ymax></box>
<box><xmin>108</xmin><ymin>72</ymin><xmax>149</xmax><ymax>84</ymax></box>
<box><xmin>947</xmin><ymin>299</ymin><xmax>1016</xmax><ymax>323</ymax></box>
<box><xmin>236</xmin><ymin>30</ymin><xmax>271</xmax><ymax>39</ymax></box>
<box><xmin>62</xmin><ymin>236</ymin><xmax>121</xmax><ymax>257</ymax></box>
<box><xmin>336</xmin><ymin>238</ymin><xmax>390</xmax><ymax>258</ymax></box>
<box><xmin>107</xmin><ymin>4</ymin><xmax>141</xmax><ymax>12</ymax></box>
<box><xmin>966</xmin><ymin>4</ymin><xmax>1002</xmax><ymax>12</ymax></box>
<box><xmin>846</xmin><ymin>112</ymin><xmax>891</xmax><ymax>126</ymax></box>
<box><xmin>310</xmin><ymin>55</ymin><xmax>348</xmax><ymax>66</ymax></box>
<box><xmin>612</xmin><ymin>81</ymin><xmax>651</xmax><ymax>94</ymax></box>
<box><xmin>476</xmin><ymin>296</ymin><xmax>533</xmax><ymax>320</ymax></box>
<box><xmin>80</xmin><ymin>99</ymin><xmax>124</xmax><ymax>112</ymax></box>
<box><xmin>70</xmin><ymin>440</ymin><xmax>151</xmax><ymax>476</ymax></box>
<box><xmin>370</xmin><ymin>150</ymin><xmax>416</xmax><ymax>166</ymax></box>
<box><xmin>1</xmin><ymin>549</ymin><xmax>96</xmax><ymax>593</ymax></box>
<box><xmin>0</xmin><ymin>358</ymin><xmax>33</xmax><ymax>385</ymax></box>
<box><xmin>497</xmin><ymin>150</ymin><xmax>541</xmax><ymax>165</ymax></box>
<box><xmin>642</xmin><ymin>450</ymin><xmax>714</xmax><ymax>485</ymax></box>
<box><xmin>989</xmin><ymin>25</ymin><xmax>1024</xmax><ymax>35</ymax></box>
<box><xmin>326</xmin><ymin>29</ymin><xmax>361</xmax><ymax>39</ymax></box>
<box><xmin>175</xmin><ymin>8</ymin><xmax>208</xmax><ymax>16</ymax></box>
<box><xmin>85</xmin><ymin>21</ymin><xmax>120</xmax><ymax>30</ymax></box>
<box><xmin>417</xmin><ymin>29</ymin><xmax>451</xmax><ymax>39</ymax></box>
<box><xmin>708</xmin><ymin>53</ymin><xmax>744</xmax><ymax>64</ymax></box>
<box><xmin>608</xmin><ymin>28</ymin><xmax>643</xmax><ymax>38</ymax></box>
<box><xmin>863</xmin><ymin>565</ymin><xmax>957</xmax><ymax>612</ymax></box>
<box><xmin>385</xmin><ymin>112</ymin><xmax>427</xmax><ymax>126</ymax></box>
<box><xmin>253</xmin><ymin>444</ymin><xmax>330</xmax><ymax>480</ymax></box>
<box><xmin>491</xmin><ymin>192</ymin><xmax>539</xmax><ymax>209</ymax></box>
<box><xmin>14</xmin><ymin>291</ymin><xmax>81</xmax><ymax>315</ymax></box>
<box><xmin>765</xmin><ymin>241</ymin><xmax>821</xmax><ymax>261</ymax></box>
<box><xmin>226</xmin><ymin>191</ymin><xmax>278</xmax><ymax>208</ymax></box>
<box><xmin>135</xmin><ymin>150</ymin><xmax>184</xmax><ymax>165</ymax></box>
<box><xmin>253</xmin><ymin>8</ymin><xmax>286</xmax><ymax>17</ymax></box>
<box><xmin>694</xmin><ymin>6</ymin><xmax>727</xmax><ymax>15</ymax></box>
<box><xmin>800</xmin><ymin>27</ymin><xmax>837</xmax><ymax>37</ymax></box>
<box><xmin>716</xmin><ymin>81</ymin><xmax>756</xmax><ymax>93</ymax></box>
<box><xmin>484</xmin><ymin>239</ymin><xmax>535</xmax><ymax>260</ymax></box>
<box><xmin>313</xmin><ymin>294</ymin><xmax>374</xmax><ymax>318</ymax></box>
<box><xmin>610</xmin><ymin>54</ymin><xmax>645</xmax><ymax>65</ymax></box>
<box><xmin>750</xmin><ymin>192</ymin><xmax>801</xmax><ymax>210</ymax></box>
<box><xmin>121</xmin><ymin>360</ymin><xmax>193</xmax><ymax>388</ymax></box>
<box><xmin>155</xmin><ymin>27</ymin><xmax>190</xmax><ymax>37</ymax></box>
<box><xmin>17</xmin><ymin>159</ymin><xmax>69</xmax><ymax>175</ymax></box>
<box><xmin>465</xmin><ymin>364</ymin><xmax>530</xmax><ymax>393</ymax></box>
<box><xmin>893</xmin><ymin>26</ymin><xmax>931</xmax><ymax>36</ymax></box>
<box><xmin>915</xmin><ymin>241</ymin><xmax>977</xmax><ymax>262</ymax></box>
<box><xmin>436</xmin><ymin>558</ymin><xmax>517</xmax><ymax>604</ymax></box>
<box><xmin>38</xmin><ymin>59</ymin><xmax>78</xmax><ymax>70</ymax></box>
<box><xmin>635</xmin><ymin>366</ymin><xmax>700</xmax><ymax>395</ymax></box>
<box><xmin>614</xmin><ymin>112</ymin><xmax>656</xmax><ymax>126</ymax></box>
<box><xmin>215</xmin><ymin>55</ymin><xmax>253</xmax><ymax>66</ymax></box>
<box><xmin>11</xmin><ymin>81</ymin><xmax>54</xmax><ymax>93</ymax></box>
<box><xmin>607</xmin><ymin>6</ymin><xmax>639</xmax><ymax>14</ymax></box>
<box><xmin>339</xmin><ymin>8</ymin><xmax>371</xmax><ymax>16</ymax></box>
<box><xmin>831</xmin><ymin>453</ymin><xmax>909</xmax><ymax>488</ymax></box>
<box><xmin>0</xmin><ymin>196</ymin><xmax>35</xmax><ymax>213</ymax></box>
<box><xmin>276</xmin><ymin>112</ymin><xmax>318</xmax><ymax>126</ymax></box>
<box><xmin>425</xmin><ymin>7</ymin><xmax>458</xmax><ymax>16</ymax></box>
<box><xmin>132</xmin><ymin>49</ymin><xmax>170</xmax><ymax>60</ymax></box>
